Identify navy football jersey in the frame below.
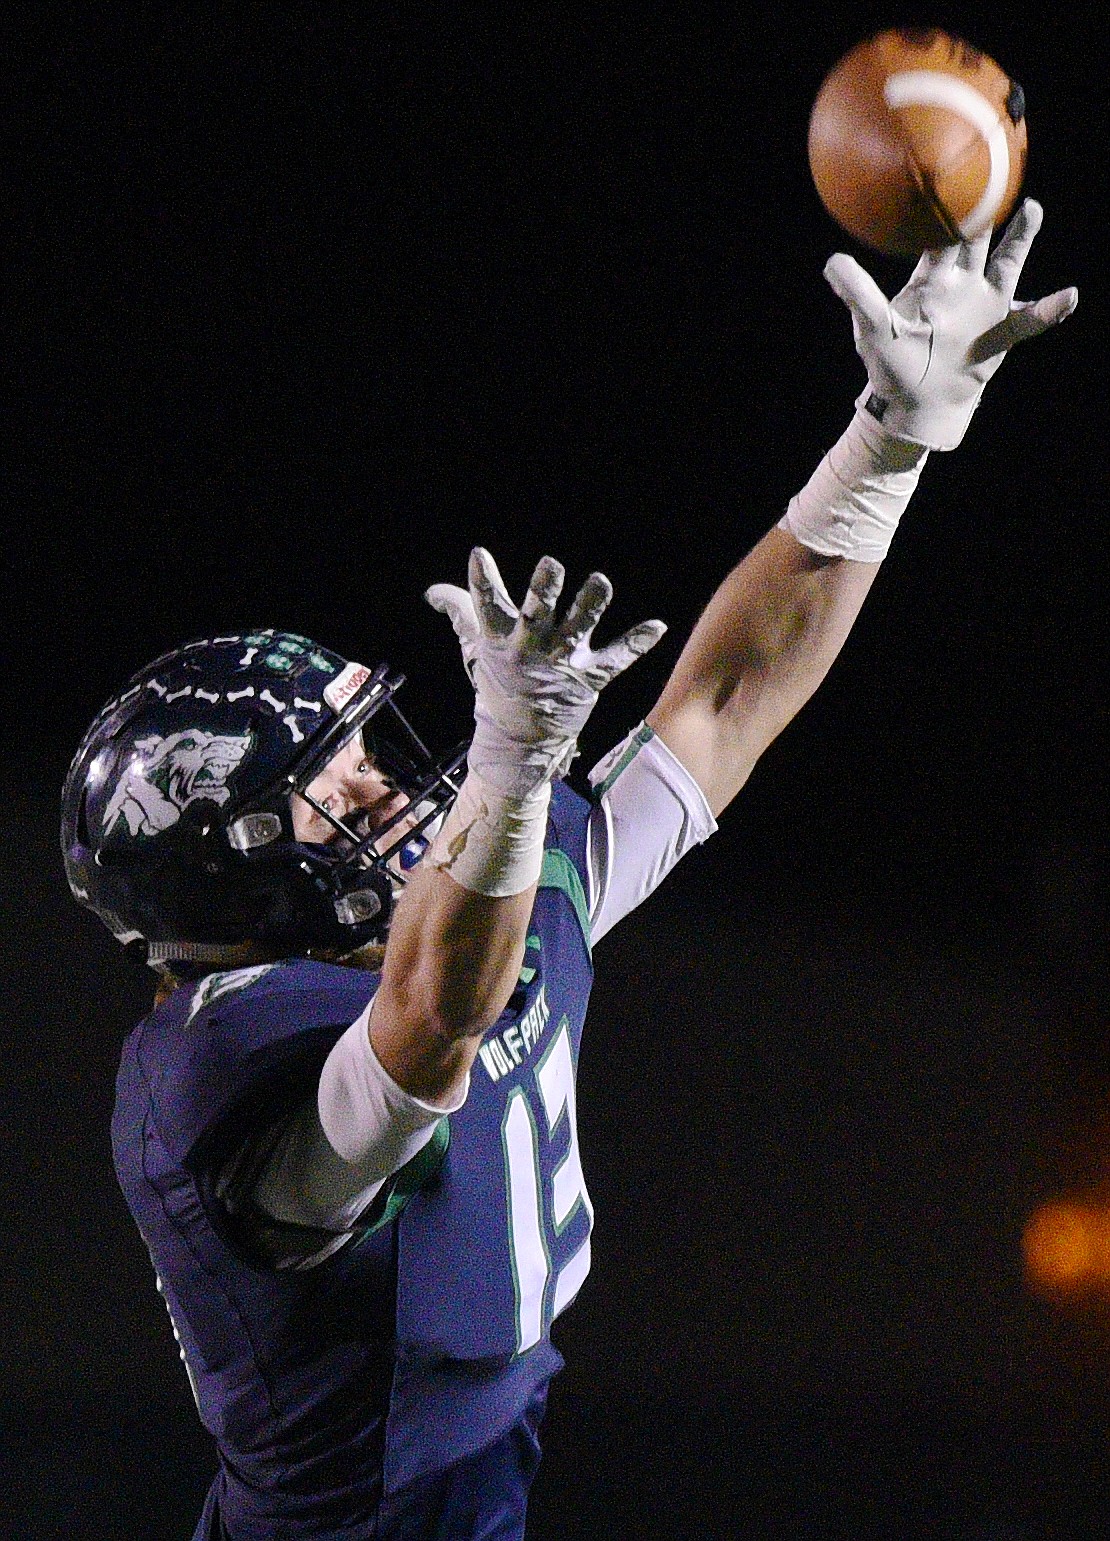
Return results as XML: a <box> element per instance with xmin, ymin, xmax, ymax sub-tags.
<box><xmin>111</xmin><ymin>781</ymin><xmax>595</xmax><ymax>1538</ymax></box>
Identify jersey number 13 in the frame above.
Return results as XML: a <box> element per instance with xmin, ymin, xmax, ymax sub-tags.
<box><xmin>500</xmin><ymin>1018</ymin><xmax>594</xmax><ymax>1353</ymax></box>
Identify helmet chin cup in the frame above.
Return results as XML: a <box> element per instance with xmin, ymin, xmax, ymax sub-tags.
<box><xmin>62</xmin><ymin>630</ymin><xmax>466</xmax><ymax>965</ymax></box>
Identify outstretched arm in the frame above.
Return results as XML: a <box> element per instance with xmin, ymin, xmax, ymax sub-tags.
<box><xmin>648</xmin><ymin>526</ymin><xmax>883</xmax><ymax>816</ymax></box>
<box><xmin>651</xmin><ymin>198</ymin><xmax>1076</xmax><ymax>817</ymax></box>
<box><xmin>370</xmin><ymin>870</ymin><xmax>536</xmax><ymax>1102</ymax></box>
<box><xmin>370</xmin><ymin>551</ymin><xmax>664</xmax><ymax>1101</ymax></box>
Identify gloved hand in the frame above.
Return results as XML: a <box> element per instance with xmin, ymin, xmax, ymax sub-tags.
<box><xmin>824</xmin><ymin>198</ymin><xmax>1077</xmax><ymax>450</ymax></box>
<box><xmin>427</xmin><ymin>548</ymin><xmax>666</xmax><ymax>798</ymax></box>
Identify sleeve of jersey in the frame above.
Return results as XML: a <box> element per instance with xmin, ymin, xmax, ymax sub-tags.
<box><xmin>586</xmin><ymin>722</ymin><xmax>718</xmax><ymax>946</ymax></box>
<box><xmin>249</xmin><ymin>1003</ymin><xmax>469</xmax><ymax>1235</ymax></box>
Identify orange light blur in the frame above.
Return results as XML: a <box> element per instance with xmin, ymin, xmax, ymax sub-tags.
<box><xmin>1023</xmin><ymin>1201</ymin><xmax>1110</xmax><ymax>1295</ymax></box>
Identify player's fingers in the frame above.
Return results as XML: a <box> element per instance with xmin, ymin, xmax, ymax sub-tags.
<box><xmin>468</xmin><ymin>548</ymin><xmax>518</xmax><ymax>638</ymax></box>
<box><xmin>985</xmin><ymin>197</ymin><xmax>1044</xmax><ymax>299</ymax></box>
<box><xmin>424</xmin><ymin>583</ymin><xmax>480</xmax><ymax>642</ymax></box>
<box><xmin>823</xmin><ymin>254</ymin><xmax>889</xmax><ymax>337</ymax></box>
<box><xmin>556</xmin><ymin>572</ymin><xmax>612</xmax><ymax>652</ymax></box>
<box><xmin>1005</xmin><ymin>289</ymin><xmax>1079</xmax><ymax>346</ymax></box>
<box><xmin>1024</xmin><ymin>286</ymin><xmax>1080</xmax><ymax>331</ymax></box>
<box><xmin>520</xmin><ymin>555</ymin><xmax>566</xmax><ymax>628</ymax></box>
<box><xmin>907</xmin><ymin>244</ymin><xmax>960</xmax><ymax>289</ymax></box>
<box><xmin>955</xmin><ymin>226</ymin><xmax>992</xmax><ymax>274</ymax></box>
<box><xmin>967</xmin><ymin>288</ymin><xmax>1079</xmax><ymax>365</ymax></box>
<box><xmin>893</xmin><ymin>246</ymin><xmax>959</xmax><ymax>329</ymax></box>
<box><xmin>586</xmin><ymin>619</ymin><xmax>668</xmax><ymax>682</ymax></box>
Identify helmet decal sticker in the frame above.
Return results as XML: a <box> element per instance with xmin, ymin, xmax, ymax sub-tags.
<box><xmin>323</xmin><ymin>662</ymin><xmax>373</xmax><ymax>713</ymax></box>
<box><xmin>239</xmin><ymin>633</ymin><xmax>336</xmax><ymax>675</ymax></box>
<box><xmin>103</xmin><ymin>729</ymin><xmax>252</xmax><ymax>838</ymax></box>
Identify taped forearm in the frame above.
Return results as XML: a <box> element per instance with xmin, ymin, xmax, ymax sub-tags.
<box><xmin>427</xmin><ymin>767</ymin><xmax>550</xmax><ymax>898</ymax></box>
<box><xmin>778</xmin><ymin>406</ymin><xmax>929</xmax><ymax>562</ymax></box>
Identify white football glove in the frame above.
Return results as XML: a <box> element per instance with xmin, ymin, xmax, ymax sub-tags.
<box><xmin>825</xmin><ymin>198</ymin><xmax>1078</xmax><ymax>451</ymax></box>
<box><xmin>426</xmin><ymin>548</ymin><xmax>666</xmax><ymax>799</ymax></box>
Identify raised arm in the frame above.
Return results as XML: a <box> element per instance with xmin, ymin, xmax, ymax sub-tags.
<box><xmin>651</xmin><ymin>199</ymin><xmax>1076</xmax><ymax>817</ymax></box>
<box><xmin>356</xmin><ymin>202</ymin><xmax>1076</xmax><ymax>1103</ymax></box>
<box><xmin>369</xmin><ymin>552</ymin><xmax>664</xmax><ymax>1102</ymax></box>
<box><xmin>649</xmin><ymin>525</ymin><xmax>883</xmax><ymax>816</ymax></box>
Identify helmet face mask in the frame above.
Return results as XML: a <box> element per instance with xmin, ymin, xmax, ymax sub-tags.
<box><xmin>61</xmin><ymin>632</ymin><xmax>466</xmax><ymax>966</ymax></box>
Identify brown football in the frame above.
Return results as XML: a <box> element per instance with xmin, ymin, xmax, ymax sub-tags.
<box><xmin>808</xmin><ymin>28</ymin><xmax>1028</xmax><ymax>256</ymax></box>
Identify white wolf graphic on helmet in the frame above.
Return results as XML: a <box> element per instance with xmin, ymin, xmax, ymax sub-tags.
<box><xmin>103</xmin><ymin>729</ymin><xmax>253</xmax><ymax>838</ymax></box>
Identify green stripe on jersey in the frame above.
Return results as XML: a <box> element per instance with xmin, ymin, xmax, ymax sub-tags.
<box><xmin>518</xmin><ymin>932</ymin><xmax>542</xmax><ymax>985</ymax></box>
<box><xmin>539</xmin><ymin>849</ymin><xmax>591</xmax><ymax>956</ymax></box>
<box><xmin>593</xmin><ymin>722</ymin><xmax>654</xmax><ymax>799</ymax></box>
<box><xmin>355</xmin><ymin>1119</ymin><xmax>451</xmax><ymax>1238</ymax></box>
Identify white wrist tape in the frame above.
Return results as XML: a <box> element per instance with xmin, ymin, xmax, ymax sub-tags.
<box><xmin>778</xmin><ymin>407</ymin><xmax>929</xmax><ymax>562</ymax></box>
<box><xmin>468</xmin><ymin>700</ymin><xmax>577</xmax><ymax>800</ymax></box>
<box><xmin>428</xmin><ymin>768</ymin><xmax>550</xmax><ymax>898</ymax></box>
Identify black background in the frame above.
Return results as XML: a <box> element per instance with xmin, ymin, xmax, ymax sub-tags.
<box><xmin>3</xmin><ymin>4</ymin><xmax>1107</xmax><ymax>1537</ymax></box>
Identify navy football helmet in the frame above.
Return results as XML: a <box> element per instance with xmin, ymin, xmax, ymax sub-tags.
<box><xmin>61</xmin><ymin>631</ymin><xmax>467</xmax><ymax>965</ymax></box>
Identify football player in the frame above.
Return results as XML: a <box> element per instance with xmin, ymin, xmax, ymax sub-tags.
<box><xmin>63</xmin><ymin>205</ymin><xmax>1074</xmax><ymax>1538</ymax></box>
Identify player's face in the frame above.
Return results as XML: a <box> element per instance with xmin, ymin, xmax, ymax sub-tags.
<box><xmin>291</xmin><ymin>736</ymin><xmax>418</xmax><ymax>858</ymax></box>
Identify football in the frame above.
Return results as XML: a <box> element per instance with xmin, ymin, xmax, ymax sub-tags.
<box><xmin>807</xmin><ymin>28</ymin><xmax>1028</xmax><ymax>257</ymax></box>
